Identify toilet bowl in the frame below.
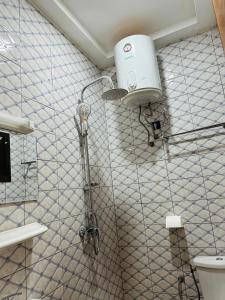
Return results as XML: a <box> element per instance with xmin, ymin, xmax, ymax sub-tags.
<box><xmin>193</xmin><ymin>256</ymin><xmax>225</xmax><ymax>300</ymax></box>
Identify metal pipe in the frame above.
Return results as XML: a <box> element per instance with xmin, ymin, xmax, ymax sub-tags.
<box><xmin>80</xmin><ymin>75</ymin><xmax>114</xmax><ymax>103</ymax></box>
<box><xmin>164</xmin><ymin>122</ymin><xmax>225</xmax><ymax>140</ymax></box>
<box><xmin>83</xmin><ymin>132</ymin><xmax>93</xmax><ymax>210</ymax></box>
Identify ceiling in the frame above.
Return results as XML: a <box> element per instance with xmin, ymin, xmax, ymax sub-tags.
<box><xmin>30</xmin><ymin>0</ymin><xmax>216</xmax><ymax>69</ymax></box>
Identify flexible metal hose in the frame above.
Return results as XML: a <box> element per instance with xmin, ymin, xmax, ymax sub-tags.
<box><xmin>190</xmin><ymin>265</ymin><xmax>201</xmax><ymax>300</ymax></box>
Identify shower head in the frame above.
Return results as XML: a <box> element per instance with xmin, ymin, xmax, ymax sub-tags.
<box><xmin>102</xmin><ymin>88</ymin><xmax>128</xmax><ymax>101</ymax></box>
<box><xmin>80</xmin><ymin>76</ymin><xmax>128</xmax><ymax>102</ymax></box>
<box><xmin>77</xmin><ymin>102</ymin><xmax>91</xmax><ymax>134</ymax></box>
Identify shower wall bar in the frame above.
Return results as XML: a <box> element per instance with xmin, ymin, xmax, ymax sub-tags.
<box><xmin>164</xmin><ymin>122</ymin><xmax>225</xmax><ymax>140</ymax></box>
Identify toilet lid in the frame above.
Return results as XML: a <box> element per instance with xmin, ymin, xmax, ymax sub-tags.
<box><xmin>193</xmin><ymin>256</ymin><xmax>225</xmax><ymax>269</ymax></box>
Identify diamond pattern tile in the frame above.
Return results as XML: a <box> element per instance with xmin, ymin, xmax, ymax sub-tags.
<box><xmin>146</xmin><ymin>225</ymin><xmax>178</xmax><ymax>248</ymax></box>
<box><xmin>113</xmin><ymin>183</ymin><xmax>141</xmax><ymax>205</ymax></box>
<box><xmin>137</xmin><ymin>160</ymin><xmax>168</xmax><ymax>183</ymax></box>
<box><xmin>167</xmin><ymin>155</ymin><xmax>202</xmax><ymax>180</ymax></box>
<box><xmin>0</xmin><ymin>3</ymin><xmax>225</xmax><ymax>298</ymax></box>
<box><xmin>174</xmin><ymin>199</ymin><xmax>210</xmax><ymax>224</ymax></box>
<box><xmin>112</xmin><ymin>164</ymin><xmax>138</xmax><ymax>186</ymax></box>
<box><xmin>170</xmin><ymin>177</ymin><xmax>206</xmax><ymax>201</ymax></box>
<box><xmin>177</xmin><ymin>223</ymin><xmax>215</xmax><ymax>248</ymax></box>
<box><xmin>149</xmin><ymin>247</ymin><xmax>181</xmax><ymax>271</ymax></box>
<box><xmin>116</xmin><ymin>204</ymin><xmax>144</xmax><ymax>226</ymax></box>
<box><xmin>143</xmin><ymin>202</ymin><xmax>173</xmax><ymax>225</ymax></box>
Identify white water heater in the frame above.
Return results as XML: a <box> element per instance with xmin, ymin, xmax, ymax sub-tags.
<box><xmin>114</xmin><ymin>35</ymin><xmax>162</xmax><ymax>107</ymax></box>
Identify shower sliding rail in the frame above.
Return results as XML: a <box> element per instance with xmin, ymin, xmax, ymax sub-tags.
<box><xmin>74</xmin><ymin>115</ymin><xmax>100</xmax><ymax>255</ymax></box>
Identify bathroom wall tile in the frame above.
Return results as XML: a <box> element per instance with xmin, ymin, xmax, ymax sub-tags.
<box><xmin>165</xmin><ymin>136</ymin><xmax>197</xmax><ymax>159</ymax></box>
<box><xmin>110</xmin><ymin>147</ymin><xmax>136</xmax><ymax>167</ymax></box>
<box><xmin>92</xmin><ymin>186</ymin><xmax>114</xmax><ymax>210</ymax></box>
<box><xmin>154</xmin><ymin>294</ymin><xmax>183</xmax><ymax>300</ymax></box>
<box><xmin>208</xmin><ymin>198</ymin><xmax>225</xmax><ymax>223</ymax></box>
<box><xmin>59</xmin><ymin>214</ymin><xmax>84</xmax><ymax>250</ymax></box>
<box><xmin>26</xmin><ymin>252</ymin><xmax>63</xmax><ymax>299</ymax></box>
<box><xmin>0</xmin><ymin>89</ymin><xmax>22</xmax><ymax>116</ymax></box>
<box><xmin>115</xmin><ymin>204</ymin><xmax>144</xmax><ymax>226</ymax></box>
<box><xmin>22</xmin><ymin>99</ymin><xmax>55</xmax><ymax>133</ymax></box>
<box><xmin>177</xmin><ymin>223</ymin><xmax>215</xmax><ymax>248</ymax></box>
<box><xmin>174</xmin><ymin>199</ymin><xmax>210</xmax><ymax>224</ymax></box>
<box><xmin>117</xmin><ymin>224</ymin><xmax>147</xmax><ymax>247</ymax></box>
<box><xmin>0</xmin><ymin>0</ymin><xmax>124</xmax><ymax>299</ymax></box>
<box><xmin>180</xmin><ymin>246</ymin><xmax>217</xmax><ymax>271</ymax></box>
<box><xmin>122</xmin><ymin>267</ymin><xmax>152</xmax><ymax>292</ymax></box>
<box><xmin>146</xmin><ymin>225</ymin><xmax>178</xmax><ymax>248</ymax></box>
<box><xmin>55</xmin><ymin>112</ymin><xmax>78</xmax><ymax>140</ymax></box>
<box><xmin>108</xmin><ymin>127</ymin><xmax>134</xmax><ymax>150</ymax></box>
<box><xmin>113</xmin><ymin>183</ymin><xmax>141</xmax><ymax>205</ymax></box>
<box><xmin>57</xmin><ymin>136</ymin><xmax>80</xmax><ymax>164</ymax></box>
<box><xmin>0</xmin><ymin>243</ymin><xmax>26</xmax><ymax>279</ymax></box>
<box><xmin>36</xmin><ymin>131</ymin><xmax>57</xmax><ymax>161</ymax></box>
<box><xmin>98</xmin><ymin>167</ymin><xmax>112</xmax><ymax>186</ymax></box>
<box><xmin>170</xmin><ymin>177</ymin><xmax>206</xmax><ymax>201</ymax></box>
<box><xmin>58</xmin><ymin>162</ymin><xmax>82</xmax><ymax>190</ymax></box>
<box><xmin>189</xmin><ymin>88</ymin><xmax>225</xmax><ymax>114</ymax></box>
<box><xmin>25</xmin><ymin>190</ymin><xmax>59</xmax><ymax>224</ymax></box>
<box><xmin>149</xmin><ymin>247</ymin><xmax>181</xmax><ymax>271</ymax></box>
<box><xmin>137</xmin><ymin>160</ymin><xmax>168</xmax><ymax>183</ymax></box>
<box><xmin>0</xmin><ymin>61</ymin><xmax>21</xmax><ymax>93</ymax></box>
<box><xmin>58</xmin><ymin>188</ymin><xmax>84</xmax><ymax>219</ymax></box>
<box><xmin>60</xmin><ymin>244</ymin><xmax>89</xmax><ymax>284</ymax></box>
<box><xmin>43</xmin><ymin>285</ymin><xmax>64</xmax><ymax>300</ymax></box>
<box><xmin>200</xmin><ymin>151</ymin><xmax>225</xmax><ymax>176</ymax></box>
<box><xmin>212</xmin><ymin>223</ymin><xmax>225</xmax><ymax>248</ymax></box>
<box><xmin>135</xmin><ymin>141</ymin><xmax>165</xmax><ymax>164</ymax></box>
<box><xmin>196</xmin><ymin>126</ymin><xmax>225</xmax><ymax>153</ymax></box>
<box><xmin>205</xmin><ymin>174</ymin><xmax>225</xmax><ymax>199</ymax></box>
<box><xmin>112</xmin><ymin>164</ymin><xmax>138</xmax><ymax>186</ymax></box>
<box><xmin>0</xmin><ymin>203</ymin><xmax>24</xmax><ymax>231</ymax></box>
<box><xmin>0</xmin><ymin>268</ymin><xmax>27</xmax><ymax>300</ymax></box>
<box><xmin>151</xmin><ymin>268</ymin><xmax>180</xmax><ymax>295</ymax></box>
<box><xmin>140</xmin><ymin>180</ymin><xmax>171</xmax><ymax>204</ymax></box>
<box><xmin>164</xmin><ymin>113</ymin><xmax>194</xmax><ymax>136</ymax></box>
<box><xmin>124</xmin><ymin>290</ymin><xmax>154</xmax><ymax>300</ymax></box>
<box><xmin>167</xmin><ymin>155</ymin><xmax>202</xmax><ymax>180</ymax></box>
<box><xmin>38</xmin><ymin>160</ymin><xmax>58</xmax><ymax>191</ymax></box>
<box><xmin>162</xmin><ymin>76</ymin><xmax>187</xmax><ymax>98</ymax></box>
<box><xmin>192</xmin><ymin>105</ymin><xmax>225</xmax><ymax>128</ymax></box>
<box><xmin>143</xmin><ymin>201</ymin><xmax>173</xmax><ymax>225</ymax></box>
<box><xmin>120</xmin><ymin>246</ymin><xmax>150</xmax><ymax>271</ymax></box>
<box><xmin>62</xmin><ymin>268</ymin><xmax>91</xmax><ymax>300</ymax></box>
<box><xmin>25</xmin><ymin>220</ymin><xmax>61</xmax><ymax>266</ymax></box>
<box><xmin>158</xmin><ymin>52</ymin><xmax>183</xmax><ymax>82</ymax></box>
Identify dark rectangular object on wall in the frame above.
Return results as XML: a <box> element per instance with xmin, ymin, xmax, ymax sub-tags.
<box><xmin>0</xmin><ymin>131</ymin><xmax>11</xmax><ymax>182</ymax></box>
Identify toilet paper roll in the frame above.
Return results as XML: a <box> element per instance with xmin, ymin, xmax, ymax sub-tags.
<box><xmin>166</xmin><ymin>215</ymin><xmax>183</xmax><ymax>228</ymax></box>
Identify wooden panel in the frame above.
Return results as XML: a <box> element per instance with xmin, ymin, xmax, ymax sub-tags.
<box><xmin>213</xmin><ymin>0</ymin><xmax>225</xmax><ymax>50</ymax></box>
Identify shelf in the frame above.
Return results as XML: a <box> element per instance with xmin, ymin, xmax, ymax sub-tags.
<box><xmin>0</xmin><ymin>222</ymin><xmax>48</xmax><ymax>249</ymax></box>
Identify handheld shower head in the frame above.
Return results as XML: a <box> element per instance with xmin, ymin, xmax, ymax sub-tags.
<box><xmin>77</xmin><ymin>102</ymin><xmax>91</xmax><ymax>135</ymax></box>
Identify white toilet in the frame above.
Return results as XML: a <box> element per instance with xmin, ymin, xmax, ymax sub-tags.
<box><xmin>193</xmin><ymin>256</ymin><xmax>225</xmax><ymax>300</ymax></box>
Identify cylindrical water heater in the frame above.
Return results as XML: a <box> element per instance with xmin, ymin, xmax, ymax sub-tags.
<box><xmin>114</xmin><ymin>35</ymin><xmax>162</xmax><ymax>107</ymax></box>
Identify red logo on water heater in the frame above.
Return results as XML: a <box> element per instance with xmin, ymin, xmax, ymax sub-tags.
<box><xmin>123</xmin><ymin>43</ymin><xmax>132</xmax><ymax>52</ymax></box>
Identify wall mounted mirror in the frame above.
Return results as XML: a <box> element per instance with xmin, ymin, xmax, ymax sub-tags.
<box><xmin>0</xmin><ymin>131</ymin><xmax>38</xmax><ymax>204</ymax></box>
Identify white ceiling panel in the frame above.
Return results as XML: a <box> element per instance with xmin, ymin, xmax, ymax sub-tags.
<box><xmin>30</xmin><ymin>0</ymin><xmax>216</xmax><ymax>68</ymax></box>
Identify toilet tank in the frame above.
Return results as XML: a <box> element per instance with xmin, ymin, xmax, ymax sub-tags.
<box><xmin>193</xmin><ymin>256</ymin><xmax>225</xmax><ymax>300</ymax></box>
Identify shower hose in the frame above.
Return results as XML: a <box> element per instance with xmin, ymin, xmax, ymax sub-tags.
<box><xmin>178</xmin><ymin>265</ymin><xmax>200</xmax><ymax>300</ymax></box>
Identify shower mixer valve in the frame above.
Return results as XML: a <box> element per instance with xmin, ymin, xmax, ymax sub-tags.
<box><xmin>79</xmin><ymin>211</ymin><xmax>100</xmax><ymax>255</ymax></box>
